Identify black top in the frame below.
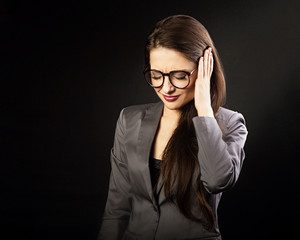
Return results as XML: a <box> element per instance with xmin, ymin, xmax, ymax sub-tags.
<box><xmin>149</xmin><ymin>156</ymin><xmax>162</xmax><ymax>189</ymax></box>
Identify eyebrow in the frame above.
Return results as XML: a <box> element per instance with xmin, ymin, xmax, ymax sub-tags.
<box><xmin>150</xmin><ymin>68</ymin><xmax>191</xmax><ymax>73</ymax></box>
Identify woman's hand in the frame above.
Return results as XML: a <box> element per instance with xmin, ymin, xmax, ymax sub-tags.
<box><xmin>194</xmin><ymin>47</ymin><xmax>214</xmax><ymax>117</ymax></box>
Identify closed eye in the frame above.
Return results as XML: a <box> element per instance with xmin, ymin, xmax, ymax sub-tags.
<box><xmin>174</xmin><ymin>76</ymin><xmax>186</xmax><ymax>80</ymax></box>
<box><xmin>172</xmin><ymin>72</ymin><xmax>187</xmax><ymax>80</ymax></box>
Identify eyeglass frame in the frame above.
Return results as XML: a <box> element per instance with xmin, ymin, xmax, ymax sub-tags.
<box><xmin>143</xmin><ymin>66</ymin><xmax>198</xmax><ymax>89</ymax></box>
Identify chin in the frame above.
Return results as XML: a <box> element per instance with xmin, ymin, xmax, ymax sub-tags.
<box><xmin>162</xmin><ymin>100</ymin><xmax>185</xmax><ymax>110</ymax></box>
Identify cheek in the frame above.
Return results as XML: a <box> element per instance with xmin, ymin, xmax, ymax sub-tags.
<box><xmin>185</xmin><ymin>82</ymin><xmax>195</xmax><ymax>98</ymax></box>
<box><xmin>187</xmin><ymin>89</ymin><xmax>195</xmax><ymax>99</ymax></box>
<box><xmin>153</xmin><ymin>88</ymin><xmax>162</xmax><ymax>97</ymax></box>
<box><xmin>154</xmin><ymin>88</ymin><xmax>160</xmax><ymax>94</ymax></box>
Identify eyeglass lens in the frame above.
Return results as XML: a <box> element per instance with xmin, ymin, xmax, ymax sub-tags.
<box><xmin>145</xmin><ymin>71</ymin><xmax>189</xmax><ymax>88</ymax></box>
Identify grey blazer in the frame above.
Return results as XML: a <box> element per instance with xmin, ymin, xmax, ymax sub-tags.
<box><xmin>98</xmin><ymin>101</ymin><xmax>248</xmax><ymax>240</ymax></box>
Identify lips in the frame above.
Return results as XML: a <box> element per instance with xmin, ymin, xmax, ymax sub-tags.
<box><xmin>162</xmin><ymin>94</ymin><xmax>180</xmax><ymax>102</ymax></box>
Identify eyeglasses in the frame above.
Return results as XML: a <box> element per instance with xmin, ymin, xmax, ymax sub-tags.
<box><xmin>143</xmin><ymin>67</ymin><xmax>198</xmax><ymax>89</ymax></box>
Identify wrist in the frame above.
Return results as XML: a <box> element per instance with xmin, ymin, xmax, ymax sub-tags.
<box><xmin>196</xmin><ymin>105</ymin><xmax>214</xmax><ymax>117</ymax></box>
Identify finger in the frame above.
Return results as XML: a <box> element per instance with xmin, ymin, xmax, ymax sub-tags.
<box><xmin>198</xmin><ymin>56</ymin><xmax>203</xmax><ymax>80</ymax></box>
<box><xmin>207</xmin><ymin>48</ymin><xmax>212</xmax><ymax>76</ymax></box>
<box><xmin>204</xmin><ymin>49</ymin><xmax>209</xmax><ymax>76</ymax></box>
<box><xmin>209</xmin><ymin>50</ymin><xmax>214</xmax><ymax>76</ymax></box>
<box><xmin>206</xmin><ymin>48</ymin><xmax>212</xmax><ymax>76</ymax></box>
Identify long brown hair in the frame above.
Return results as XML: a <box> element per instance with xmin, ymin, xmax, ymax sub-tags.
<box><xmin>144</xmin><ymin>15</ymin><xmax>226</xmax><ymax>230</ymax></box>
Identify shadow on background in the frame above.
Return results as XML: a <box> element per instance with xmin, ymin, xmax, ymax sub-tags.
<box><xmin>1</xmin><ymin>0</ymin><xmax>299</xmax><ymax>239</ymax></box>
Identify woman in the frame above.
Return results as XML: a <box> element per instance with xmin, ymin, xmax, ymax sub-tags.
<box><xmin>98</xmin><ymin>15</ymin><xmax>248</xmax><ymax>240</ymax></box>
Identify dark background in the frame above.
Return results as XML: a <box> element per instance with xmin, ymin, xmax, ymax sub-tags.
<box><xmin>1</xmin><ymin>0</ymin><xmax>299</xmax><ymax>239</ymax></box>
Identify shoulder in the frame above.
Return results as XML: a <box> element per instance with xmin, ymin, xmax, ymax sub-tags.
<box><xmin>118</xmin><ymin>101</ymin><xmax>161</xmax><ymax>123</ymax></box>
<box><xmin>122</xmin><ymin>102</ymin><xmax>157</xmax><ymax>115</ymax></box>
<box><xmin>216</xmin><ymin>106</ymin><xmax>247</xmax><ymax>130</ymax></box>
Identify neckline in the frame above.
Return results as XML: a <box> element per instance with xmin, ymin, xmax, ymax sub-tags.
<box><xmin>150</xmin><ymin>156</ymin><xmax>162</xmax><ymax>161</ymax></box>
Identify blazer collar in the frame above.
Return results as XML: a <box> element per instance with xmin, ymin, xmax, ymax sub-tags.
<box><xmin>136</xmin><ymin>100</ymin><xmax>166</xmax><ymax>205</ymax></box>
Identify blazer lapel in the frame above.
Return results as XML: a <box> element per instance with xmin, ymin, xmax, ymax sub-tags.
<box><xmin>136</xmin><ymin>101</ymin><xmax>164</xmax><ymax>203</ymax></box>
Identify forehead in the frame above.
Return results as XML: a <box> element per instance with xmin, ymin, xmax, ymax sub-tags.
<box><xmin>149</xmin><ymin>47</ymin><xmax>196</xmax><ymax>71</ymax></box>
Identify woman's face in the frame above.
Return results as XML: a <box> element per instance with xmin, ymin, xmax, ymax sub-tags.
<box><xmin>149</xmin><ymin>47</ymin><xmax>198</xmax><ymax>112</ymax></box>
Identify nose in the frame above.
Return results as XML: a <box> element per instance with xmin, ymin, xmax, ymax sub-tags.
<box><xmin>162</xmin><ymin>76</ymin><xmax>175</xmax><ymax>93</ymax></box>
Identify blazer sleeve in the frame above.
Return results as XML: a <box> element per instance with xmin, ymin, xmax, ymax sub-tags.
<box><xmin>98</xmin><ymin>108</ymin><xmax>131</xmax><ymax>240</ymax></box>
<box><xmin>192</xmin><ymin>111</ymin><xmax>248</xmax><ymax>194</ymax></box>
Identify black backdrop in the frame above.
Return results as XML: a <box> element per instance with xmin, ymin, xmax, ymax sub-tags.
<box><xmin>1</xmin><ymin>0</ymin><xmax>299</xmax><ymax>239</ymax></box>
